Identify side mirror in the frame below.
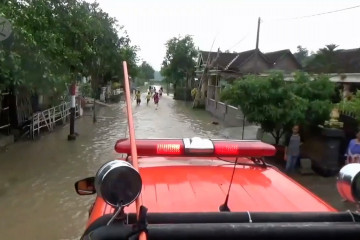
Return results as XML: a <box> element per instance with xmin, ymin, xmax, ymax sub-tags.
<box><xmin>337</xmin><ymin>163</ymin><xmax>360</xmax><ymax>203</ymax></box>
<box><xmin>75</xmin><ymin>177</ymin><xmax>96</xmax><ymax>195</ymax></box>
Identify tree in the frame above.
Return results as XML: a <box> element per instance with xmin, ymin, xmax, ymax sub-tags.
<box><xmin>161</xmin><ymin>35</ymin><xmax>197</xmax><ymax>90</ymax></box>
<box><xmin>221</xmin><ymin>72</ymin><xmax>308</xmax><ymax>144</ymax></box>
<box><xmin>0</xmin><ymin>0</ymin><xmax>139</xmax><ymax>104</ymax></box>
<box><xmin>293</xmin><ymin>45</ymin><xmax>309</xmax><ymax>66</ymax></box>
<box><xmin>289</xmin><ymin>71</ymin><xmax>336</xmax><ymax>127</ymax></box>
<box><xmin>137</xmin><ymin>61</ymin><xmax>155</xmax><ymax>85</ymax></box>
<box><xmin>221</xmin><ymin>71</ymin><xmax>337</xmax><ymax>144</ymax></box>
<box><xmin>305</xmin><ymin>44</ymin><xmax>339</xmax><ymax>73</ymax></box>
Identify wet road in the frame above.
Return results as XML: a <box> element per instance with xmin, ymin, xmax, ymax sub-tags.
<box><xmin>0</xmin><ymin>90</ymin><xmax>355</xmax><ymax>239</ymax></box>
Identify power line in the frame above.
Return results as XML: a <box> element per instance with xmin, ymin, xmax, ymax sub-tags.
<box><xmin>225</xmin><ymin>29</ymin><xmax>252</xmax><ymax>51</ymax></box>
<box><xmin>270</xmin><ymin>4</ymin><xmax>360</xmax><ymax>21</ymax></box>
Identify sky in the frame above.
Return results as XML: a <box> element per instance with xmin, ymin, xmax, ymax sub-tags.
<box><xmin>87</xmin><ymin>0</ymin><xmax>360</xmax><ymax>71</ymax></box>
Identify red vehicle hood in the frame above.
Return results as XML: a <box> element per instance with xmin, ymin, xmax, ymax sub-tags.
<box><xmin>120</xmin><ymin>157</ymin><xmax>336</xmax><ymax>213</ymax></box>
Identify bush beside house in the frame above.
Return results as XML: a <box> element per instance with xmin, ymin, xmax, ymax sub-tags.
<box><xmin>221</xmin><ymin>71</ymin><xmax>336</xmax><ymax>161</ymax></box>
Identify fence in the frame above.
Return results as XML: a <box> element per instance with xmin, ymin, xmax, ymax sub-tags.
<box><xmin>29</xmin><ymin>101</ymin><xmax>80</xmax><ymax>139</ymax></box>
<box><xmin>206</xmin><ymin>98</ymin><xmax>246</xmax><ymax>127</ymax></box>
<box><xmin>0</xmin><ymin>92</ymin><xmax>10</xmax><ymax>135</ymax></box>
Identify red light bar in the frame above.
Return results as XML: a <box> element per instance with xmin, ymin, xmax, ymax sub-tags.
<box><xmin>157</xmin><ymin>143</ymin><xmax>182</xmax><ymax>154</ymax></box>
<box><xmin>115</xmin><ymin>138</ymin><xmax>276</xmax><ymax>157</ymax></box>
<box><xmin>213</xmin><ymin>140</ymin><xmax>275</xmax><ymax>157</ymax></box>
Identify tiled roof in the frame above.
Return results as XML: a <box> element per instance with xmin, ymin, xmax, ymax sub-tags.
<box><xmin>264</xmin><ymin>50</ymin><xmax>291</xmax><ymax>63</ymax></box>
<box><xmin>199</xmin><ymin>51</ymin><xmax>238</xmax><ymax>69</ymax></box>
<box><xmin>264</xmin><ymin>49</ymin><xmax>302</xmax><ymax>69</ymax></box>
<box><xmin>335</xmin><ymin>48</ymin><xmax>360</xmax><ymax>73</ymax></box>
<box><xmin>198</xmin><ymin>49</ymin><xmax>300</xmax><ymax>73</ymax></box>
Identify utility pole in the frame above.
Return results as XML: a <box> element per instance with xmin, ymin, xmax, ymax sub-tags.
<box><xmin>254</xmin><ymin>17</ymin><xmax>261</xmax><ymax>74</ymax></box>
<box><xmin>68</xmin><ymin>82</ymin><xmax>77</xmax><ymax>141</ymax></box>
<box><xmin>93</xmin><ymin>94</ymin><xmax>97</xmax><ymax>123</ymax></box>
<box><xmin>93</xmin><ymin>57</ymin><xmax>101</xmax><ymax>123</ymax></box>
<box><xmin>256</xmin><ymin>17</ymin><xmax>261</xmax><ymax>50</ymax></box>
<box><xmin>242</xmin><ymin>115</ymin><xmax>246</xmax><ymax>140</ymax></box>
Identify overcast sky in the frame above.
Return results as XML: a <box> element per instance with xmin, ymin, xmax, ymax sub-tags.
<box><xmin>88</xmin><ymin>0</ymin><xmax>360</xmax><ymax>71</ymax></box>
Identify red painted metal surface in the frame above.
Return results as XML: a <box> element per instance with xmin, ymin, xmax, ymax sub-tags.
<box><xmin>86</xmin><ymin>157</ymin><xmax>336</xmax><ymax>227</ymax></box>
<box><xmin>122</xmin><ymin>62</ymin><xmax>146</xmax><ymax>240</ymax></box>
<box><xmin>87</xmin><ymin>197</ymin><xmax>112</xmax><ymax>228</ymax></box>
<box><xmin>115</xmin><ymin>139</ymin><xmax>276</xmax><ymax>157</ymax></box>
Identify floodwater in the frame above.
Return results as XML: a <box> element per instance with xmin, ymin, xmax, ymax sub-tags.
<box><xmin>0</xmin><ymin>90</ymin><xmax>355</xmax><ymax>240</ymax></box>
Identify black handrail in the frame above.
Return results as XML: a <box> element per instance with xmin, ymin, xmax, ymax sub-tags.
<box><xmin>123</xmin><ymin>211</ymin><xmax>360</xmax><ymax>224</ymax></box>
<box><xmin>85</xmin><ymin>222</ymin><xmax>360</xmax><ymax>240</ymax></box>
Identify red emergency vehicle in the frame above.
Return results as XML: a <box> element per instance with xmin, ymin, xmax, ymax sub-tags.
<box><xmin>75</xmin><ymin>62</ymin><xmax>360</xmax><ymax>240</ymax></box>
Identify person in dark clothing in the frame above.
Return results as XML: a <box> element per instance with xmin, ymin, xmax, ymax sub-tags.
<box><xmin>284</xmin><ymin>125</ymin><xmax>303</xmax><ymax>174</ymax></box>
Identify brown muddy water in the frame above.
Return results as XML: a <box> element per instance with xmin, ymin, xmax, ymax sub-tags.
<box><xmin>0</xmin><ymin>93</ymin><xmax>355</xmax><ymax>239</ymax></box>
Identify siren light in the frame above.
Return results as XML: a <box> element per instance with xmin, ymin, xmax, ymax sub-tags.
<box><xmin>115</xmin><ymin>137</ymin><xmax>276</xmax><ymax>157</ymax></box>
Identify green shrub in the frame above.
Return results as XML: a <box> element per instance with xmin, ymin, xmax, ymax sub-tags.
<box><xmin>174</xmin><ymin>88</ymin><xmax>192</xmax><ymax>101</ymax></box>
<box><xmin>221</xmin><ymin>71</ymin><xmax>335</xmax><ymax>144</ymax></box>
<box><xmin>112</xmin><ymin>82</ymin><xmax>121</xmax><ymax>89</ymax></box>
<box><xmin>79</xmin><ymin>83</ymin><xmax>93</xmax><ymax>97</ymax></box>
<box><xmin>337</xmin><ymin>90</ymin><xmax>360</xmax><ymax>121</ymax></box>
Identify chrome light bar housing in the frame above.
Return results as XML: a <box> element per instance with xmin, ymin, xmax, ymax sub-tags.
<box><xmin>337</xmin><ymin>163</ymin><xmax>360</xmax><ymax>203</ymax></box>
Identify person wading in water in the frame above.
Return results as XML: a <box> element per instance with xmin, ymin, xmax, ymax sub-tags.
<box><xmin>134</xmin><ymin>90</ymin><xmax>141</xmax><ymax>106</ymax></box>
<box><xmin>153</xmin><ymin>91</ymin><xmax>159</xmax><ymax>110</ymax></box>
<box><xmin>145</xmin><ymin>91</ymin><xmax>151</xmax><ymax>106</ymax></box>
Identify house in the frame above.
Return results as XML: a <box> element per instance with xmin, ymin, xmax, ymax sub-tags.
<box><xmin>333</xmin><ymin>48</ymin><xmax>360</xmax><ymax>95</ymax></box>
<box><xmin>307</xmin><ymin>48</ymin><xmax>360</xmax><ymax>98</ymax></box>
<box><xmin>196</xmin><ymin>48</ymin><xmax>301</xmax><ymax>102</ymax></box>
<box><xmin>334</xmin><ymin>48</ymin><xmax>360</xmax><ymax>73</ymax></box>
<box><xmin>196</xmin><ymin>49</ymin><xmax>269</xmax><ymax>101</ymax></box>
<box><xmin>225</xmin><ymin>49</ymin><xmax>272</xmax><ymax>74</ymax></box>
<box><xmin>198</xmin><ymin>49</ymin><xmax>271</xmax><ymax>76</ymax></box>
<box><xmin>194</xmin><ymin>48</ymin><xmax>301</xmax><ymax>126</ymax></box>
<box><xmin>264</xmin><ymin>49</ymin><xmax>302</xmax><ymax>73</ymax></box>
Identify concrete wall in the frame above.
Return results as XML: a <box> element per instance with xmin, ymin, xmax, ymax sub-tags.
<box><xmin>208</xmin><ymin>85</ymin><xmax>216</xmax><ymax>99</ymax></box>
<box><xmin>206</xmin><ymin>98</ymin><xmax>246</xmax><ymax>127</ymax></box>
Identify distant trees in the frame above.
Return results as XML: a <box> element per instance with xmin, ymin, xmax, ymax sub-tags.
<box><xmin>161</xmin><ymin>35</ymin><xmax>197</xmax><ymax>90</ymax></box>
<box><xmin>0</xmin><ymin>0</ymin><xmax>139</xmax><ymax>102</ymax></box>
<box><xmin>305</xmin><ymin>44</ymin><xmax>339</xmax><ymax>73</ymax></box>
<box><xmin>294</xmin><ymin>44</ymin><xmax>345</xmax><ymax>74</ymax></box>
<box><xmin>136</xmin><ymin>61</ymin><xmax>155</xmax><ymax>86</ymax></box>
<box><xmin>294</xmin><ymin>45</ymin><xmax>309</xmax><ymax>66</ymax></box>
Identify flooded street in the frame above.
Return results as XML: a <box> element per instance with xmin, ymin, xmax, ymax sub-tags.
<box><xmin>0</xmin><ymin>92</ymin><xmax>354</xmax><ymax>240</ymax></box>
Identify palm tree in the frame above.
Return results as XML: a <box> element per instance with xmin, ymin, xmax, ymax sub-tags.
<box><xmin>306</xmin><ymin>44</ymin><xmax>339</xmax><ymax>73</ymax></box>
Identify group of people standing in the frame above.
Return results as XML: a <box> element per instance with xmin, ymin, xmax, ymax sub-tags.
<box><xmin>134</xmin><ymin>86</ymin><xmax>163</xmax><ymax>110</ymax></box>
<box><xmin>284</xmin><ymin>124</ymin><xmax>360</xmax><ymax>175</ymax></box>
